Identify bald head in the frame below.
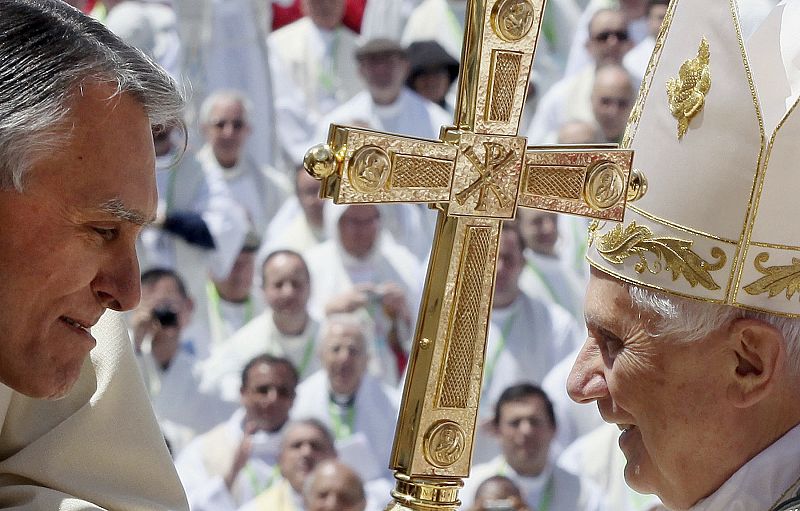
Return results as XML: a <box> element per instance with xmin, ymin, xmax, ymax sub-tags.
<box><xmin>303</xmin><ymin>459</ymin><xmax>366</xmax><ymax>511</ymax></box>
<box><xmin>591</xmin><ymin>64</ymin><xmax>635</xmax><ymax>143</ymax></box>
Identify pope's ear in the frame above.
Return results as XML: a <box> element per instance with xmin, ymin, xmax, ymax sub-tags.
<box><xmin>725</xmin><ymin>318</ymin><xmax>786</xmax><ymax>408</ymax></box>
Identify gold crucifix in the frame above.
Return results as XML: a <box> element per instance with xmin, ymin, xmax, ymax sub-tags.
<box><xmin>304</xmin><ymin>0</ymin><xmax>646</xmax><ymax>509</ymax></box>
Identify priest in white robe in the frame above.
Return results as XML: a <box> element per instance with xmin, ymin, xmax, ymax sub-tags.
<box><xmin>290</xmin><ymin>313</ymin><xmax>400</xmax><ymax>484</ymax></box>
<box><xmin>197</xmin><ymin>90</ymin><xmax>292</xmax><ymax>236</ymax></box>
<box><xmin>568</xmin><ymin>1</ymin><xmax>800</xmax><ymax>508</ymax></box>
<box><xmin>137</xmin><ymin>125</ymin><xmax>248</xmax><ymax>308</ymax></box>
<box><xmin>201</xmin><ymin>250</ymin><xmax>321</xmax><ymax>402</ymax></box>
<box><xmin>268</xmin><ymin>0</ymin><xmax>363</xmax><ymax>126</ymax></box>
<box><xmin>461</xmin><ymin>384</ymin><xmax>607</xmax><ymax>511</ymax></box>
<box><xmin>304</xmin><ymin>203</ymin><xmax>424</xmax><ymax>386</ymax></box>
<box><xmin>176</xmin><ymin>355</ymin><xmax>299</xmax><ymax>510</ymax></box>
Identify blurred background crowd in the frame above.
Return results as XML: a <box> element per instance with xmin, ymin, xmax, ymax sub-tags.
<box><xmin>61</xmin><ymin>0</ymin><xmax>680</xmax><ymax>509</ymax></box>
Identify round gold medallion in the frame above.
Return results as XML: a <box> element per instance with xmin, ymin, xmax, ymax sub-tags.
<box><xmin>349</xmin><ymin>146</ymin><xmax>390</xmax><ymax>193</ymax></box>
<box><xmin>423</xmin><ymin>421</ymin><xmax>466</xmax><ymax>468</ymax></box>
<box><xmin>583</xmin><ymin>160</ymin><xmax>625</xmax><ymax>211</ymax></box>
<box><xmin>492</xmin><ymin>0</ymin><xmax>536</xmax><ymax>42</ymax></box>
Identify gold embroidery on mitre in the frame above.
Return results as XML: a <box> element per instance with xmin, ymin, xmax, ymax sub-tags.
<box><xmin>666</xmin><ymin>37</ymin><xmax>711</xmax><ymax>139</ymax></box>
<box><xmin>743</xmin><ymin>252</ymin><xmax>800</xmax><ymax>300</ymax></box>
<box><xmin>596</xmin><ymin>221</ymin><xmax>727</xmax><ymax>290</ymax></box>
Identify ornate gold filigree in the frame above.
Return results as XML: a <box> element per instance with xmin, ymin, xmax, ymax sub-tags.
<box><xmin>666</xmin><ymin>37</ymin><xmax>711</xmax><ymax>139</ymax></box>
<box><xmin>596</xmin><ymin>221</ymin><xmax>726</xmax><ymax>289</ymax></box>
<box><xmin>743</xmin><ymin>252</ymin><xmax>800</xmax><ymax>299</ymax></box>
<box><xmin>587</xmin><ymin>219</ymin><xmax>603</xmax><ymax>247</ymax></box>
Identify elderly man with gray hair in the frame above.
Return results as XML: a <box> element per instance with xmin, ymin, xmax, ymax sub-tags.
<box><xmin>0</xmin><ymin>0</ymin><xmax>187</xmax><ymax>509</ymax></box>
<box><xmin>290</xmin><ymin>312</ymin><xmax>399</xmax><ymax>485</ymax></box>
<box><xmin>568</xmin><ymin>1</ymin><xmax>800</xmax><ymax>509</ymax></box>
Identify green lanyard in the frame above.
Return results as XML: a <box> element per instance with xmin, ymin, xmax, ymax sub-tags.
<box><xmin>483</xmin><ymin>309</ymin><xmax>519</xmax><ymax>390</ymax></box>
<box><xmin>296</xmin><ymin>334</ymin><xmax>316</xmax><ymax>378</ymax></box>
<box><xmin>243</xmin><ymin>463</ymin><xmax>280</xmax><ymax>496</ymax></box>
<box><xmin>318</xmin><ymin>30</ymin><xmax>340</xmax><ymax>95</ymax></box>
<box><xmin>207</xmin><ymin>282</ymin><xmax>254</xmax><ymax>323</ymax></box>
<box><xmin>328</xmin><ymin>400</ymin><xmax>355</xmax><ymax>440</ymax></box>
<box><xmin>497</xmin><ymin>460</ymin><xmax>554</xmax><ymax>511</ymax></box>
<box><xmin>524</xmin><ymin>259</ymin><xmax>560</xmax><ymax>306</ymax></box>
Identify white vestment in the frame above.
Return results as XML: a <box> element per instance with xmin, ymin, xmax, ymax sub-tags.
<box><xmin>623</xmin><ymin>34</ymin><xmax>655</xmax><ymax>86</ymax></box>
<box><xmin>171</xmin><ymin>0</ymin><xmax>280</xmax><ymax>167</ymax></box>
<box><xmin>304</xmin><ymin>236</ymin><xmax>424</xmax><ymax>386</ymax></box>
<box><xmin>460</xmin><ymin>455</ymin><xmax>608</xmax><ymax>511</ymax></box>
<box><xmin>260</xmin><ymin>196</ymin><xmax>326</xmax><ymax>256</ymax></box>
<box><xmin>290</xmin><ymin>370</ymin><xmax>399</xmax><ymax>483</ymax></box>
<box><xmin>315</xmin><ymin>88</ymin><xmax>452</xmax><ymax>143</ymax></box>
<box><xmin>197</xmin><ymin>145</ymin><xmax>291</xmax><ymax>236</ymax></box>
<box><xmin>200</xmin><ymin>312</ymin><xmax>322</xmax><ymax>402</ymax></box>
<box><xmin>137</xmin><ymin>149</ymin><xmax>248</xmax><ymax>307</ymax></box>
<box><xmin>268</xmin><ymin>18</ymin><xmax>363</xmax><ymax>124</ymax></box>
<box><xmin>136</xmin><ymin>350</ymin><xmax>236</xmax><ymax>453</ymax></box>
<box><xmin>175</xmin><ymin>408</ymin><xmax>284</xmax><ymax>511</ymax></box>
<box><xmin>0</xmin><ymin>311</ymin><xmax>188</xmax><ymax>510</ymax></box>
<box><xmin>519</xmin><ymin>247</ymin><xmax>586</xmax><ymax>322</ymax></box>
<box><xmin>526</xmin><ymin>66</ymin><xmax>596</xmax><ymax>144</ymax></box>
<box><xmin>473</xmin><ymin>293</ymin><xmax>583</xmax><ymax>463</ymax></box>
<box><xmin>402</xmin><ymin>0</ymin><xmax>467</xmax><ymax>61</ymax></box>
<box><xmin>689</xmin><ymin>423</ymin><xmax>800</xmax><ymax>511</ymax></box>
<box><xmin>559</xmin><ymin>423</ymin><xmax>663</xmax><ymax>511</ymax></box>
<box><xmin>195</xmin><ymin>283</ymin><xmax>265</xmax><ymax>354</ymax></box>
<box><xmin>480</xmin><ymin>293</ymin><xmax>583</xmax><ymax>420</ymax></box>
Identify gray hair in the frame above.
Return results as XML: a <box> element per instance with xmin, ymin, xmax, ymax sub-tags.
<box><xmin>0</xmin><ymin>0</ymin><xmax>185</xmax><ymax>190</ymax></box>
<box><xmin>198</xmin><ymin>89</ymin><xmax>254</xmax><ymax>126</ymax></box>
<box><xmin>319</xmin><ymin>311</ymin><xmax>376</xmax><ymax>351</ymax></box>
<box><xmin>627</xmin><ymin>284</ymin><xmax>800</xmax><ymax>373</ymax></box>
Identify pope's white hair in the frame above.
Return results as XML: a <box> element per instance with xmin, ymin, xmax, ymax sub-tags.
<box><xmin>627</xmin><ymin>284</ymin><xmax>800</xmax><ymax>373</ymax></box>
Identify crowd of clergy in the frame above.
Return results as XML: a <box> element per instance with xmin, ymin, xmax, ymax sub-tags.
<box><xmin>63</xmin><ymin>0</ymin><xmax>780</xmax><ymax>509</ymax></box>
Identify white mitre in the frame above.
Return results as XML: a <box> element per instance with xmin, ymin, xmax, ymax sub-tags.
<box><xmin>586</xmin><ymin>0</ymin><xmax>800</xmax><ymax>317</ymax></box>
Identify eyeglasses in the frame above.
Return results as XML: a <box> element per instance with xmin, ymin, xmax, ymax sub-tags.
<box><xmin>250</xmin><ymin>384</ymin><xmax>294</xmax><ymax>398</ymax></box>
<box><xmin>599</xmin><ymin>97</ymin><xmax>632</xmax><ymax>108</ymax></box>
<box><xmin>212</xmin><ymin>119</ymin><xmax>246</xmax><ymax>131</ymax></box>
<box><xmin>591</xmin><ymin>30</ymin><xmax>629</xmax><ymax>42</ymax></box>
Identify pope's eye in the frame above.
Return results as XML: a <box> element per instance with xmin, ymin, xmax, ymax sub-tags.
<box><xmin>597</xmin><ymin>328</ymin><xmax>624</xmax><ymax>360</ymax></box>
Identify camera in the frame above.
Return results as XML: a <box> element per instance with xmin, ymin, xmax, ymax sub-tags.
<box><xmin>152</xmin><ymin>307</ymin><xmax>178</xmax><ymax>328</ymax></box>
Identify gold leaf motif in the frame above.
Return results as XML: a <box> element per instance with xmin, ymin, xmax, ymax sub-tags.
<box><xmin>596</xmin><ymin>221</ymin><xmax>726</xmax><ymax>290</ymax></box>
<box><xmin>587</xmin><ymin>219</ymin><xmax>603</xmax><ymax>247</ymax></box>
<box><xmin>666</xmin><ymin>37</ymin><xmax>711</xmax><ymax>139</ymax></box>
<box><xmin>743</xmin><ymin>252</ymin><xmax>800</xmax><ymax>300</ymax></box>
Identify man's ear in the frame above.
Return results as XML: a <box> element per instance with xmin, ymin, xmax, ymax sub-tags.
<box><xmin>725</xmin><ymin>318</ymin><xmax>786</xmax><ymax>408</ymax></box>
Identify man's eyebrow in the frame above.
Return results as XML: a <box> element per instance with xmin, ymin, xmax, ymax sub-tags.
<box><xmin>99</xmin><ymin>198</ymin><xmax>155</xmax><ymax>226</ymax></box>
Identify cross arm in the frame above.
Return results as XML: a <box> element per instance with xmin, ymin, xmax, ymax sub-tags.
<box><xmin>519</xmin><ymin>144</ymin><xmax>645</xmax><ymax>221</ymax></box>
<box><xmin>304</xmin><ymin>124</ymin><xmax>458</xmax><ymax>205</ymax></box>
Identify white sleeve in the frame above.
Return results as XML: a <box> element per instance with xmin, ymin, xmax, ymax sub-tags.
<box><xmin>175</xmin><ymin>441</ymin><xmax>239</xmax><ymax>511</ymax></box>
<box><xmin>195</xmin><ymin>164</ymin><xmax>249</xmax><ymax>280</ymax></box>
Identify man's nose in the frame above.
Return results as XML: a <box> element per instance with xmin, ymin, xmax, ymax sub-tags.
<box><xmin>566</xmin><ymin>338</ymin><xmax>608</xmax><ymax>404</ymax></box>
<box><xmin>92</xmin><ymin>247</ymin><xmax>141</xmax><ymax>312</ymax></box>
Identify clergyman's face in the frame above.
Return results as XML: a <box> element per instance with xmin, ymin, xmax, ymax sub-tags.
<box><xmin>204</xmin><ymin>98</ymin><xmax>250</xmax><ymax>168</ymax></box>
<box><xmin>240</xmin><ymin>362</ymin><xmax>296</xmax><ymax>431</ymax></box>
<box><xmin>279</xmin><ymin>424</ymin><xmax>336</xmax><ymax>492</ymax></box>
<box><xmin>263</xmin><ymin>253</ymin><xmax>311</xmax><ymax>316</ymax></box>
<box><xmin>567</xmin><ymin>270</ymin><xmax>732</xmax><ymax>507</ymax></box>
<box><xmin>320</xmin><ymin>323</ymin><xmax>368</xmax><ymax>396</ymax></box>
<box><xmin>0</xmin><ymin>83</ymin><xmax>156</xmax><ymax>398</ymax></box>
<box><xmin>496</xmin><ymin>396</ymin><xmax>555</xmax><ymax>475</ymax></box>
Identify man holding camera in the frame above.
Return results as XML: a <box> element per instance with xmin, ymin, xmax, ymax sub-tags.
<box><xmin>130</xmin><ymin>268</ymin><xmax>233</xmax><ymax>451</ymax></box>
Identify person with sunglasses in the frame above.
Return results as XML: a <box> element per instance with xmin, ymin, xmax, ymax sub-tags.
<box><xmin>526</xmin><ymin>8</ymin><xmax>634</xmax><ymax>144</ymax></box>
<box><xmin>176</xmin><ymin>354</ymin><xmax>299</xmax><ymax>511</ymax></box>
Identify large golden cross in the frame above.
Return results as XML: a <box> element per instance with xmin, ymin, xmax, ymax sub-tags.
<box><xmin>304</xmin><ymin>1</ymin><xmax>645</xmax><ymax>509</ymax></box>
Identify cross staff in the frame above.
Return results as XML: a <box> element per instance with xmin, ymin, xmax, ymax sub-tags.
<box><xmin>304</xmin><ymin>1</ymin><xmax>646</xmax><ymax>509</ymax></box>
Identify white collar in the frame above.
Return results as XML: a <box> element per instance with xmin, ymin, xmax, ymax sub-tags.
<box><xmin>690</xmin><ymin>422</ymin><xmax>800</xmax><ymax>511</ymax></box>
